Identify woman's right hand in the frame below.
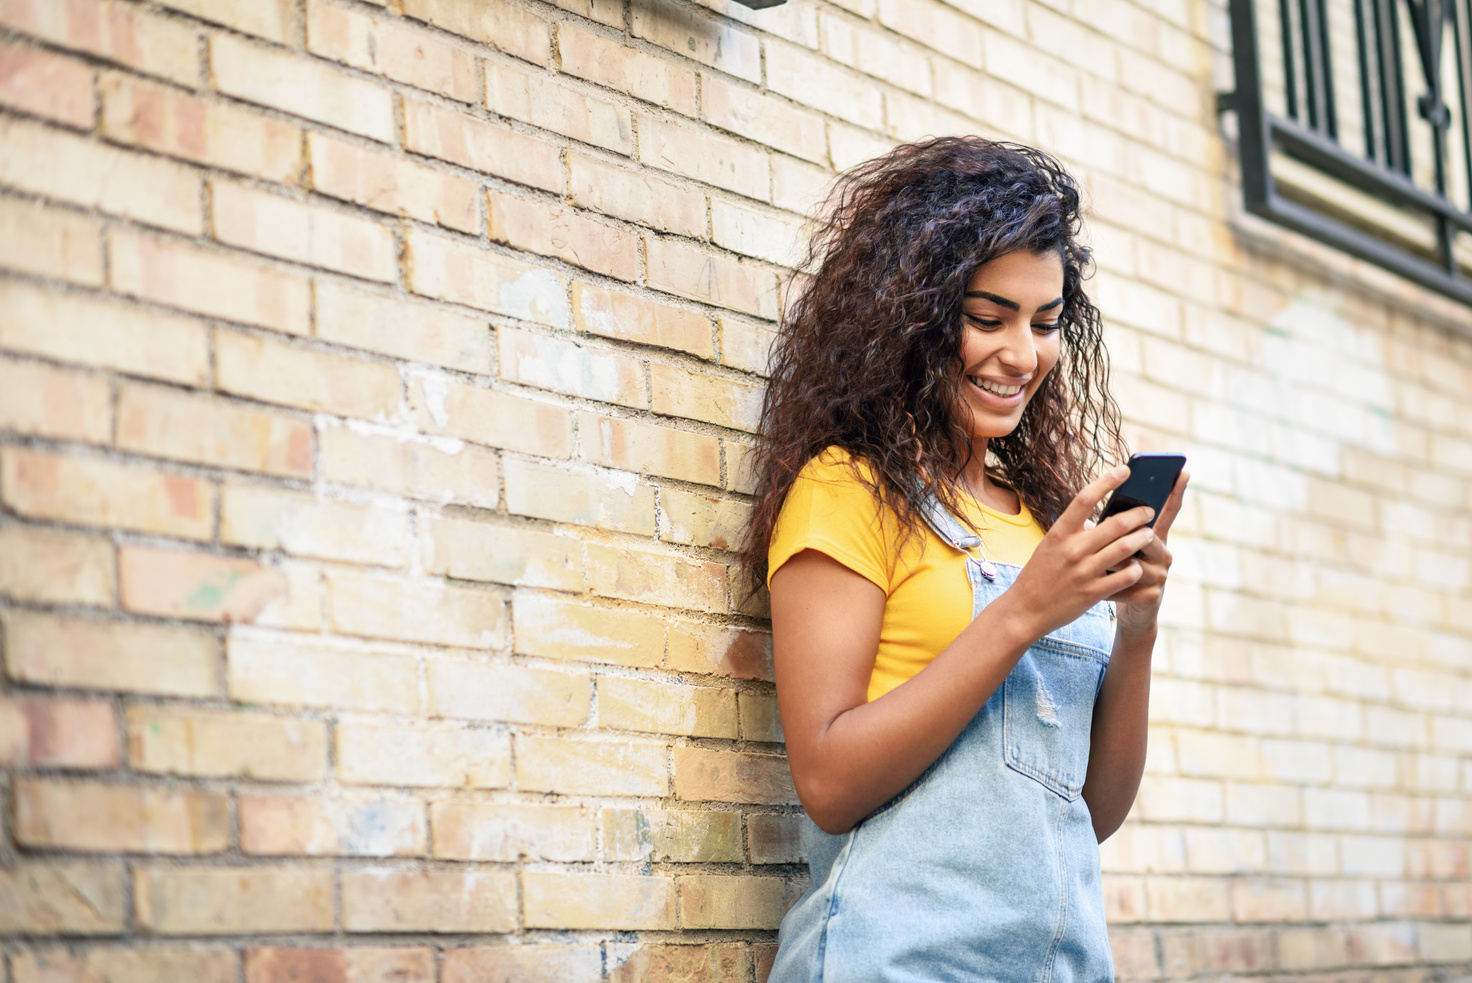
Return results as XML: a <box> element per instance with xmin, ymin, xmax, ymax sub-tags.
<box><xmin>1003</xmin><ymin>466</ymin><xmax>1157</xmax><ymax>640</ymax></box>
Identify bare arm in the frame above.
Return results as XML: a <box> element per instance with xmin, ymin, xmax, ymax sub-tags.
<box><xmin>772</xmin><ymin>466</ymin><xmax>1161</xmax><ymax>834</ymax></box>
<box><xmin>1081</xmin><ymin>470</ymin><xmax>1190</xmax><ymax>841</ymax></box>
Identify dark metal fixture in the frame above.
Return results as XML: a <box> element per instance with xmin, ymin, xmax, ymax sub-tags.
<box><xmin>1223</xmin><ymin>0</ymin><xmax>1472</xmax><ymax>303</ymax></box>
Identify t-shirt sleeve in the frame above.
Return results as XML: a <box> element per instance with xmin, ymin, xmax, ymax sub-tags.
<box><xmin>766</xmin><ymin>454</ymin><xmax>893</xmax><ymax>593</ymax></box>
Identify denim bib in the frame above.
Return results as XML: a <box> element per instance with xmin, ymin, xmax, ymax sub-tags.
<box><xmin>770</xmin><ymin>497</ymin><xmax>1117</xmax><ymax>983</ymax></box>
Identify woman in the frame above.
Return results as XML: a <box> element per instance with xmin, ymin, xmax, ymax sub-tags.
<box><xmin>740</xmin><ymin>138</ymin><xmax>1188</xmax><ymax>981</ymax></box>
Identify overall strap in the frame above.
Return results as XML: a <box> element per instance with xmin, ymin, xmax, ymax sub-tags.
<box><xmin>917</xmin><ymin>494</ymin><xmax>980</xmax><ymax>552</ymax></box>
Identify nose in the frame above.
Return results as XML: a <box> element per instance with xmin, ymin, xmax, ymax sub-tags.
<box><xmin>995</xmin><ymin>321</ymin><xmax>1039</xmax><ymax>377</ymax></box>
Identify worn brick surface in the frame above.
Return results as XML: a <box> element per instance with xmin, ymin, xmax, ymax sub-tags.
<box><xmin>3</xmin><ymin>0</ymin><xmax>1472</xmax><ymax>974</ymax></box>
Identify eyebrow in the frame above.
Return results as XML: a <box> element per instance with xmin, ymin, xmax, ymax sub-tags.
<box><xmin>964</xmin><ymin>290</ymin><xmax>1064</xmax><ymax>313</ymax></box>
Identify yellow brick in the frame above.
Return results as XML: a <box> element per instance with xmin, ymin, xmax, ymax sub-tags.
<box><xmin>488</xmin><ymin>188</ymin><xmax>637</xmax><ymax>280</ymax></box>
<box><xmin>598</xmin><ymin>676</ymin><xmax>738</xmax><ymax>738</ymax></box>
<box><xmin>326</xmin><ymin>568</ymin><xmax>506</xmax><ymax>648</ymax></box>
<box><xmin>568</xmin><ymin>154</ymin><xmax>707</xmax><ymax>239</ymax></box>
<box><xmin>409</xmin><ymin>372</ymin><xmax>574</xmax><ymax>456</ymax></box>
<box><xmin>639</xmin><ymin>113</ymin><xmax>768</xmax><ymax>200</ymax></box>
<box><xmin>308</xmin><ymin>132</ymin><xmax>478</xmax><ymax>233</ymax></box>
<box><xmin>572</xmin><ymin>282</ymin><xmax>713</xmax><ymax>357</ymax></box>
<box><xmin>227</xmin><ymin>630</ymin><xmax>419</xmax><ymax>714</ymax></box>
<box><xmin>740</xmin><ymin>691</ymin><xmax>783</xmax><ymax>742</ymax></box>
<box><xmin>678</xmin><ymin>875</ymin><xmax>797</xmax><ymax>929</ymax></box>
<box><xmin>524</xmin><ymin>872</ymin><xmax>675</xmax><ymax>930</ymax></box>
<box><xmin>702</xmin><ymin>72</ymin><xmax>828</xmax><ymax>165</ymax></box>
<box><xmin>320</xmin><ymin>423</ymin><xmax>501</xmax><ymax>508</ymax></box>
<box><xmin>673</xmin><ymin>747</ymin><xmax>796</xmax><ymax>804</ymax></box>
<box><xmin>127</xmin><ymin>705</ymin><xmax>326</xmax><ymax>782</ymax></box>
<box><xmin>0</xmin><ymin>115</ymin><xmax>201</xmax><ymax>233</ymax></box>
<box><xmin>119</xmin><ymin>546</ymin><xmax>318</xmax><ymax>629</ymax></box>
<box><xmin>0</xmin><ymin>196</ymin><xmax>102</xmax><ymax>285</ymax></box>
<box><xmin>712</xmin><ymin>197</ymin><xmax>807</xmax><ymax>267</ymax></box>
<box><xmin>428</xmin><ymin>658</ymin><xmax>590</xmax><ymax>726</ymax></box>
<box><xmin>1143</xmin><ymin>875</ymin><xmax>1235</xmax><ymax>922</ymax></box>
<box><xmin>0</xmin><ymin>524</ymin><xmax>115</xmax><ymax>607</ymax></box>
<box><xmin>504</xmin><ymin>458</ymin><xmax>657</xmax><ymax>534</ymax></box>
<box><xmin>404</xmin><ymin>96</ymin><xmax>561</xmax><ymax>192</ymax></box>
<box><xmin>212</xmin><ymin>180</ymin><xmax>397</xmax><ymax>282</ymax></box>
<box><xmin>0</xmin><ymin>279</ymin><xmax>209</xmax><ymax>385</ymax></box>
<box><xmin>0</xmin><ymin>862</ymin><xmax>126</xmax><ymax>935</ymax></box>
<box><xmin>632</xmin><ymin>2</ymin><xmax>759</xmax><ymax>83</ymax></box>
<box><xmin>431</xmin><ymin>801</ymin><xmax>598</xmax><ymax>861</ymax></box>
<box><xmin>239</xmin><ymin>792</ymin><xmax>424</xmax><ymax>856</ymax></box>
<box><xmin>0</xmin><ymin>356</ymin><xmax>110</xmax><ymax>444</ymax></box>
<box><xmin>421</xmin><ymin>514</ymin><xmax>584</xmax><ymax>591</ymax></box>
<box><xmin>0</xmin><ymin>695</ymin><xmax>121</xmax><ymax>770</ymax></box>
<box><xmin>646</xmin><ymin>237</ymin><xmax>779</xmax><ymax>321</ymax></box>
<box><xmin>604</xmin><ymin>807</ymin><xmax>743</xmax><ymax>862</ymax></box>
<box><xmin>117</xmin><ymin>382</ymin><xmax>313</xmax><ymax>478</ymax></box>
<box><xmin>402</xmin><ymin>0</ymin><xmax>550</xmax><ymax>66</ymax></box>
<box><xmin>216</xmin><ymin>330</ymin><xmax>401</xmax><ymax>419</ymax></box>
<box><xmin>245</xmin><ymin>947</ymin><xmax>434</xmax><ymax>983</ymax></box>
<box><xmin>0</xmin><ymin>0</ymin><xmax>200</xmax><ymax>87</ymax></box>
<box><xmin>405</xmin><ymin>228</ymin><xmax>570</xmax><ymax>325</ymax></box>
<box><xmin>307</xmin><ymin>0</ymin><xmax>478</xmax><ymax>103</ymax></box>
<box><xmin>342</xmin><ymin>869</ymin><xmax>517</xmax><ymax>933</ymax></box>
<box><xmin>337</xmin><ymin>721</ymin><xmax>511</xmax><ymax>788</ymax></box>
<box><xmin>558</xmin><ymin>21</ymin><xmax>698</xmax><ymax>116</ymax></box>
<box><xmin>498</xmin><ymin>325</ymin><xmax>646</xmax><ymax>407</ymax></box>
<box><xmin>4</xmin><ymin>611</ymin><xmax>218</xmax><ymax>697</ymax></box>
<box><xmin>108</xmin><ymin>229</ymin><xmax>312</xmax><ymax>335</ymax></box>
<box><xmin>515</xmin><ymin>734</ymin><xmax>668</xmax><ymax>796</ymax></box>
<box><xmin>154</xmin><ymin>0</ymin><xmax>297</xmax><ymax>42</ymax></box>
<box><xmin>1</xmin><ymin>448</ymin><xmax>213</xmax><ymax>541</ymax></box>
<box><xmin>12</xmin><ymin>948</ymin><xmax>235</xmax><ymax>983</ymax></box>
<box><xmin>661</xmin><ymin>489</ymin><xmax>750</xmax><ymax>549</ymax></box>
<box><xmin>548</xmin><ymin>0</ymin><xmax>623</xmax><ymax>27</ymax></box>
<box><xmin>512</xmin><ymin>592</ymin><xmax>664</xmax><ymax>668</ymax></box>
<box><xmin>772</xmin><ymin>154</ymin><xmax>832</xmax><ymax>216</ymax></box>
<box><xmin>580</xmin><ymin>412</ymin><xmax>721</xmax><ymax>486</ymax></box>
<box><xmin>134</xmin><ymin>866</ymin><xmax>333</xmax><ymax>935</ymax></box>
<box><xmin>486</xmin><ymin>60</ymin><xmax>632</xmax><ymax>155</ymax></box>
<box><xmin>748</xmin><ymin>813</ymin><xmax>805</xmax><ymax>863</ymax></box>
<box><xmin>819</xmin><ymin>13</ymin><xmax>933</xmax><ymax>96</ymax></box>
<box><xmin>212</xmin><ymin>33</ymin><xmax>393</xmax><ymax>142</ymax></box>
<box><xmin>101</xmin><ymin>73</ymin><xmax>301</xmax><ymax>183</ymax></box>
<box><xmin>586</xmin><ymin>541</ymin><xmax>729</xmax><ymax>612</ymax></box>
<box><xmin>442</xmin><ymin>946</ymin><xmax>602</xmax><ymax>983</ymax></box>
<box><xmin>718</xmin><ymin>314</ymin><xmax>777</xmax><ymax>376</ymax></box>
<box><xmin>667</xmin><ymin>621</ymin><xmax>772</xmax><ymax>680</ymax></box>
<box><xmin>609</xmin><ymin>945</ymin><xmax>750</xmax><ymax>983</ymax></box>
<box><xmin>649</xmin><ymin>361</ymin><xmax>765</xmax><ymax>431</ymax></box>
<box><xmin>15</xmin><ymin>778</ymin><xmax>228</xmax><ymax>854</ymax></box>
<box><xmin>221</xmin><ymin>485</ymin><xmax>411</xmax><ymax>567</ymax></box>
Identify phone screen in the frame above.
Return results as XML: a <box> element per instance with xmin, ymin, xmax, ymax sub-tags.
<box><xmin>1099</xmin><ymin>453</ymin><xmax>1186</xmax><ymax>528</ymax></box>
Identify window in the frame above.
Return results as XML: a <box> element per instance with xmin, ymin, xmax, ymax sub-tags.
<box><xmin>1224</xmin><ymin>0</ymin><xmax>1472</xmax><ymax>302</ymax></box>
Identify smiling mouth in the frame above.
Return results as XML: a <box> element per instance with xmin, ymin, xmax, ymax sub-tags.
<box><xmin>968</xmin><ymin>376</ymin><xmax>1023</xmax><ymax>397</ymax></box>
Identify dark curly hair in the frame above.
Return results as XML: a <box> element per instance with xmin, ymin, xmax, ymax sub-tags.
<box><xmin>740</xmin><ymin>136</ymin><xmax>1125</xmax><ymax>595</ymax></box>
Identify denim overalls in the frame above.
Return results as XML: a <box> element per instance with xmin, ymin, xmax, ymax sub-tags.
<box><xmin>770</xmin><ymin>497</ymin><xmax>1117</xmax><ymax>983</ymax></box>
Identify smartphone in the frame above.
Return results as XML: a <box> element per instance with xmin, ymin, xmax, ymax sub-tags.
<box><xmin>1099</xmin><ymin>453</ymin><xmax>1186</xmax><ymax>528</ymax></box>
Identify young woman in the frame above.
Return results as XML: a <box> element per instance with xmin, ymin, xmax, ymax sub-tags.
<box><xmin>740</xmin><ymin>138</ymin><xmax>1189</xmax><ymax>981</ymax></box>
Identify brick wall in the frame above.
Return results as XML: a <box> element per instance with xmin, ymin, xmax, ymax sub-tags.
<box><xmin>0</xmin><ymin>0</ymin><xmax>1469</xmax><ymax>980</ymax></box>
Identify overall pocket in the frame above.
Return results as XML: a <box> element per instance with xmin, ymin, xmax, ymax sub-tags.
<box><xmin>1002</xmin><ymin>636</ymin><xmax>1108</xmax><ymax>800</ymax></box>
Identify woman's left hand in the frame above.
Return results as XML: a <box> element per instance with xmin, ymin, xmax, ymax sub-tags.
<box><xmin>1107</xmin><ymin>470</ymin><xmax>1189</xmax><ymax>633</ymax></box>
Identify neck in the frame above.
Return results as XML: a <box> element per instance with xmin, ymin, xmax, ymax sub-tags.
<box><xmin>960</xmin><ymin>439</ymin><xmax>991</xmax><ymax>497</ymax></box>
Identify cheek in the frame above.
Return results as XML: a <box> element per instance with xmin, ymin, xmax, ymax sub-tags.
<box><xmin>1035</xmin><ymin>337</ymin><xmax>1062</xmax><ymax>380</ymax></box>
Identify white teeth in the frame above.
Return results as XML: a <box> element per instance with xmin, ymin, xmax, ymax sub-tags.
<box><xmin>970</xmin><ymin>376</ymin><xmax>1022</xmax><ymax>397</ymax></box>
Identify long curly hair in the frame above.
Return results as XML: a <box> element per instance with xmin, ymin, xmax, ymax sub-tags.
<box><xmin>740</xmin><ymin>136</ymin><xmax>1125</xmax><ymax>595</ymax></box>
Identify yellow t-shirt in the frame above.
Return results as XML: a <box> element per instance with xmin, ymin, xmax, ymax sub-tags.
<box><xmin>768</xmin><ymin>448</ymin><xmax>1046</xmax><ymax>702</ymax></box>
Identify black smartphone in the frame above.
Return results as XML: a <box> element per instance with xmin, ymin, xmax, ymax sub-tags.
<box><xmin>1099</xmin><ymin>453</ymin><xmax>1186</xmax><ymax>528</ymax></box>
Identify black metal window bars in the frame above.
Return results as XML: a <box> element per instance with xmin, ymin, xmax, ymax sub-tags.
<box><xmin>1223</xmin><ymin>0</ymin><xmax>1472</xmax><ymax>303</ymax></box>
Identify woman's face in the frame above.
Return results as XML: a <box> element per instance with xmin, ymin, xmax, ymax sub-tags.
<box><xmin>956</xmin><ymin>249</ymin><xmax>1065</xmax><ymax>442</ymax></box>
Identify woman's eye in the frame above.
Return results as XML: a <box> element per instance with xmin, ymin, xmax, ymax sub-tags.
<box><xmin>964</xmin><ymin>314</ymin><xmax>1002</xmax><ymax>328</ymax></box>
<box><xmin>1033</xmin><ymin>322</ymin><xmax>1061</xmax><ymax>333</ymax></box>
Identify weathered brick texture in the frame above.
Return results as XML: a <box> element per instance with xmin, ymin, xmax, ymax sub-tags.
<box><xmin>0</xmin><ymin>0</ymin><xmax>1469</xmax><ymax>980</ymax></box>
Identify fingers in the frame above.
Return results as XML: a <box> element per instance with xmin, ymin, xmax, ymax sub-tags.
<box><xmin>1098</xmin><ymin>525</ymin><xmax>1155</xmax><ymax>573</ymax></box>
<box><xmin>1152</xmin><ymin>471</ymin><xmax>1190</xmax><ymax>541</ymax></box>
<box><xmin>1083</xmin><ymin>503</ymin><xmax>1153</xmax><ymax>553</ymax></box>
<box><xmin>1058</xmin><ymin>465</ymin><xmax>1130</xmax><ymax>531</ymax></box>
